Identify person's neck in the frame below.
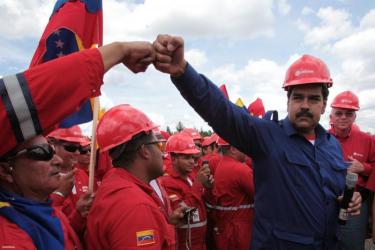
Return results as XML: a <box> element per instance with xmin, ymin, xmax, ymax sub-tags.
<box><xmin>173</xmin><ymin>165</ymin><xmax>188</xmax><ymax>179</ymax></box>
<box><xmin>125</xmin><ymin>163</ymin><xmax>151</xmax><ymax>184</ymax></box>
<box><xmin>299</xmin><ymin>129</ymin><xmax>316</xmax><ymax>140</ymax></box>
<box><xmin>2</xmin><ymin>185</ymin><xmax>49</xmax><ymax>202</ymax></box>
<box><xmin>334</xmin><ymin>127</ymin><xmax>350</xmax><ymax>138</ymax></box>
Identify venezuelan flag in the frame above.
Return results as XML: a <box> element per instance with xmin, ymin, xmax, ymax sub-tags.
<box><xmin>30</xmin><ymin>0</ymin><xmax>103</xmax><ymax>128</ymax></box>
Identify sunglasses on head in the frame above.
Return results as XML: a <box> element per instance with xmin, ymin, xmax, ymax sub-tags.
<box><xmin>7</xmin><ymin>143</ymin><xmax>56</xmax><ymax>161</ymax></box>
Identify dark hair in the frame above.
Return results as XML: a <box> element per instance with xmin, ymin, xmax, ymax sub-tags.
<box><xmin>202</xmin><ymin>144</ymin><xmax>215</xmax><ymax>152</ymax></box>
<box><xmin>220</xmin><ymin>146</ymin><xmax>231</xmax><ymax>155</ymax></box>
<box><xmin>287</xmin><ymin>84</ymin><xmax>329</xmax><ymax>101</ymax></box>
<box><xmin>109</xmin><ymin>132</ymin><xmax>153</xmax><ymax>167</ymax></box>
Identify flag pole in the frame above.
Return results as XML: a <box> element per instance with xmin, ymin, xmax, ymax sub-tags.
<box><xmin>88</xmin><ymin>96</ymin><xmax>100</xmax><ymax>192</ymax></box>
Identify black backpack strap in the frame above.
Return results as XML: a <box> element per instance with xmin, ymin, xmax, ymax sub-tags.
<box><xmin>263</xmin><ymin>110</ymin><xmax>279</xmax><ymax>122</ymax></box>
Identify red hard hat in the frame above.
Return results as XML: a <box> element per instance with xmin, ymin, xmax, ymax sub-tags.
<box><xmin>97</xmin><ymin>104</ymin><xmax>158</xmax><ymax>152</ymax></box>
<box><xmin>330</xmin><ymin>91</ymin><xmax>360</xmax><ymax>110</ymax></box>
<box><xmin>80</xmin><ymin>137</ymin><xmax>91</xmax><ymax>147</ymax></box>
<box><xmin>216</xmin><ymin>137</ymin><xmax>229</xmax><ymax>146</ymax></box>
<box><xmin>248</xmin><ymin>98</ymin><xmax>265</xmax><ymax>118</ymax></box>
<box><xmin>47</xmin><ymin>125</ymin><xmax>86</xmax><ymax>143</ymax></box>
<box><xmin>166</xmin><ymin>133</ymin><xmax>200</xmax><ymax>155</ymax></box>
<box><xmin>160</xmin><ymin>130</ymin><xmax>171</xmax><ymax>141</ymax></box>
<box><xmin>202</xmin><ymin>133</ymin><xmax>218</xmax><ymax>147</ymax></box>
<box><xmin>181</xmin><ymin>128</ymin><xmax>202</xmax><ymax>141</ymax></box>
<box><xmin>153</xmin><ymin>128</ymin><xmax>167</xmax><ymax>142</ymax></box>
<box><xmin>283</xmin><ymin>54</ymin><xmax>333</xmax><ymax>90</ymax></box>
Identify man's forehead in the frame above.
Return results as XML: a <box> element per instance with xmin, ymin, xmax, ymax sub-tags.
<box><xmin>15</xmin><ymin>135</ymin><xmax>47</xmax><ymax>151</ymax></box>
<box><xmin>291</xmin><ymin>85</ymin><xmax>323</xmax><ymax>96</ymax></box>
<box><xmin>332</xmin><ymin>107</ymin><xmax>356</xmax><ymax>113</ymax></box>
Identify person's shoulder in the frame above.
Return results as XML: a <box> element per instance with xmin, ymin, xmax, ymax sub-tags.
<box><xmin>230</xmin><ymin>161</ymin><xmax>252</xmax><ymax>176</ymax></box>
<box><xmin>0</xmin><ymin>215</ymin><xmax>36</xmax><ymax>249</ymax></box>
<box><xmin>353</xmin><ymin>129</ymin><xmax>374</xmax><ymax>141</ymax></box>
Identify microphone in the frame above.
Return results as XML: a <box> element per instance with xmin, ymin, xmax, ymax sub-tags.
<box><xmin>338</xmin><ymin>172</ymin><xmax>358</xmax><ymax>225</ymax></box>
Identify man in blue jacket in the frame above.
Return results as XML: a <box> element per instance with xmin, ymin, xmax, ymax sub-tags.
<box><xmin>152</xmin><ymin>34</ymin><xmax>362</xmax><ymax>250</ymax></box>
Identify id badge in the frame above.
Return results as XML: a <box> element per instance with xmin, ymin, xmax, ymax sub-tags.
<box><xmin>192</xmin><ymin>209</ymin><xmax>200</xmax><ymax>222</ymax></box>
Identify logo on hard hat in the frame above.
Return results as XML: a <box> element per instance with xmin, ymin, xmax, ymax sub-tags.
<box><xmin>341</xmin><ymin>99</ymin><xmax>352</xmax><ymax>104</ymax></box>
<box><xmin>295</xmin><ymin>69</ymin><xmax>314</xmax><ymax>77</ymax></box>
<box><xmin>188</xmin><ymin>143</ymin><xmax>195</xmax><ymax>148</ymax></box>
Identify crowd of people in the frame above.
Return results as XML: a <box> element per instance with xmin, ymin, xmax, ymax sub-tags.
<box><xmin>0</xmin><ymin>34</ymin><xmax>374</xmax><ymax>250</ymax></box>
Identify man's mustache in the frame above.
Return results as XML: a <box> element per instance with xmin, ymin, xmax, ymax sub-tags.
<box><xmin>296</xmin><ymin>110</ymin><xmax>313</xmax><ymax>118</ymax></box>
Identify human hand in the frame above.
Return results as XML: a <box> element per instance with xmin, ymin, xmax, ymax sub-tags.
<box><xmin>347</xmin><ymin>157</ymin><xmax>364</xmax><ymax>174</ymax></box>
<box><xmin>56</xmin><ymin>168</ymin><xmax>77</xmax><ymax>197</ymax></box>
<box><xmin>153</xmin><ymin>34</ymin><xmax>187</xmax><ymax>77</ymax></box>
<box><xmin>122</xmin><ymin>41</ymin><xmax>155</xmax><ymax>73</ymax></box>
<box><xmin>76</xmin><ymin>191</ymin><xmax>95</xmax><ymax>218</ymax></box>
<box><xmin>197</xmin><ymin>165</ymin><xmax>213</xmax><ymax>188</ymax></box>
<box><xmin>168</xmin><ymin>206</ymin><xmax>185</xmax><ymax>226</ymax></box>
<box><xmin>347</xmin><ymin>191</ymin><xmax>361</xmax><ymax>216</ymax></box>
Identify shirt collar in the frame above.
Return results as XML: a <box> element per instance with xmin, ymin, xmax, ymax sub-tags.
<box><xmin>282</xmin><ymin>116</ymin><xmax>331</xmax><ymax>141</ymax></box>
<box><xmin>115</xmin><ymin>168</ymin><xmax>154</xmax><ymax>194</ymax></box>
<box><xmin>328</xmin><ymin>126</ymin><xmax>353</xmax><ymax>139</ymax></box>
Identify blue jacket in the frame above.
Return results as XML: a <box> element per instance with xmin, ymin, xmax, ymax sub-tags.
<box><xmin>172</xmin><ymin>64</ymin><xmax>347</xmax><ymax>250</ymax></box>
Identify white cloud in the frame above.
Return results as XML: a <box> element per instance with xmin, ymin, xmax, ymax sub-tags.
<box><xmin>360</xmin><ymin>9</ymin><xmax>375</xmax><ymax>30</ymax></box>
<box><xmin>277</xmin><ymin>0</ymin><xmax>291</xmax><ymax>16</ymax></box>
<box><xmin>185</xmin><ymin>49</ymin><xmax>207</xmax><ymax>68</ymax></box>
<box><xmin>296</xmin><ymin>18</ymin><xmax>310</xmax><ymax>32</ymax></box>
<box><xmin>99</xmin><ymin>91</ymin><xmax>115</xmax><ymax>110</ymax></box>
<box><xmin>209</xmin><ymin>57</ymin><xmax>288</xmax><ymax>114</ymax></box>
<box><xmin>0</xmin><ymin>0</ymin><xmax>53</xmax><ymax>39</ymax></box>
<box><xmin>295</xmin><ymin>7</ymin><xmax>375</xmax><ymax>134</ymax></box>
<box><xmin>147</xmin><ymin>112</ymin><xmax>166</xmax><ymax>127</ymax></box>
<box><xmin>323</xmin><ymin>9</ymin><xmax>375</xmax><ymax>133</ymax></box>
<box><xmin>301</xmin><ymin>7</ymin><xmax>314</xmax><ymax>16</ymax></box>
<box><xmin>333</xmin><ymin>28</ymin><xmax>375</xmax><ymax>89</ymax></box>
<box><xmin>104</xmin><ymin>0</ymin><xmax>275</xmax><ymax>42</ymax></box>
<box><xmin>303</xmin><ymin>7</ymin><xmax>354</xmax><ymax>46</ymax></box>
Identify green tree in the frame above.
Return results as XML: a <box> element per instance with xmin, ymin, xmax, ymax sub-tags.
<box><xmin>166</xmin><ymin>126</ymin><xmax>172</xmax><ymax>135</ymax></box>
<box><xmin>199</xmin><ymin>127</ymin><xmax>212</xmax><ymax>137</ymax></box>
<box><xmin>176</xmin><ymin>121</ymin><xmax>184</xmax><ymax>132</ymax></box>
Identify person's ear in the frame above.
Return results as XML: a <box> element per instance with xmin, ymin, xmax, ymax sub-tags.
<box><xmin>138</xmin><ymin>145</ymin><xmax>151</xmax><ymax>160</ymax></box>
<box><xmin>0</xmin><ymin>162</ymin><xmax>14</xmax><ymax>183</ymax></box>
<box><xmin>321</xmin><ymin>100</ymin><xmax>327</xmax><ymax>114</ymax></box>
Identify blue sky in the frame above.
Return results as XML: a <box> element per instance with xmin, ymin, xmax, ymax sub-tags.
<box><xmin>1</xmin><ymin>0</ymin><xmax>374</xmax><ymax>134</ymax></box>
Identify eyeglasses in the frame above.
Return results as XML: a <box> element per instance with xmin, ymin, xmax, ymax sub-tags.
<box><xmin>334</xmin><ymin>111</ymin><xmax>355</xmax><ymax>118</ymax></box>
<box><xmin>54</xmin><ymin>141</ymin><xmax>80</xmax><ymax>153</ymax></box>
<box><xmin>143</xmin><ymin>141</ymin><xmax>164</xmax><ymax>151</ymax></box>
<box><xmin>7</xmin><ymin>143</ymin><xmax>56</xmax><ymax>161</ymax></box>
<box><xmin>78</xmin><ymin>147</ymin><xmax>91</xmax><ymax>155</ymax></box>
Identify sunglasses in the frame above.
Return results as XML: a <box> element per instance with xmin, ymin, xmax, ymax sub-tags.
<box><xmin>54</xmin><ymin>141</ymin><xmax>80</xmax><ymax>153</ymax></box>
<box><xmin>8</xmin><ymin>143</ymin><xmax>56</xmax><ymax>161</ymax></box>
<box><xmin>334</xmin><ymin>111</ymin><xmax>355</xmax><ymax>118</ymax></box>
<box><xmin>143</xmin><ymin>141</ymin><xmax>164</xmax><ymax>151</ymax></box>
<box><xmin>79</xmin><ymin>147</ymin><xmax>91</xmax><ymax>155</ymax></box>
